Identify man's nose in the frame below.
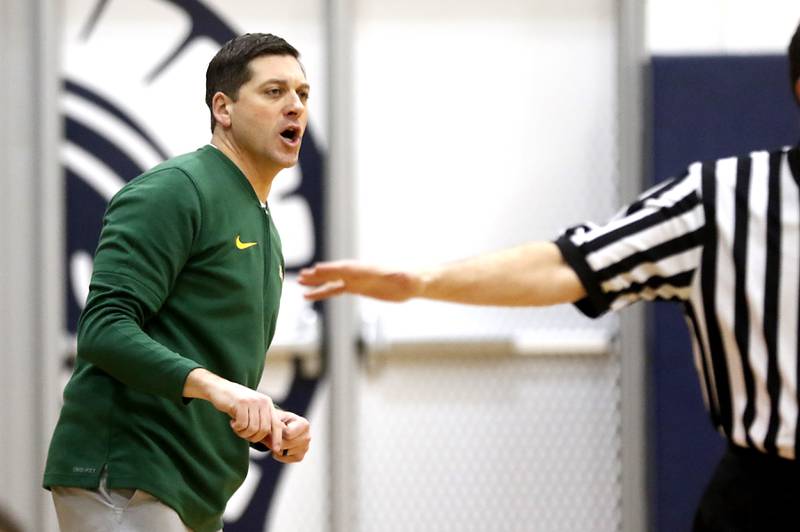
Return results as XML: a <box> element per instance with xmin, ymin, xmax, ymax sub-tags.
<box><xmin>286</xmin><ymin>92</ymin><xmax>304</xmax><ymax>115</ymax></box>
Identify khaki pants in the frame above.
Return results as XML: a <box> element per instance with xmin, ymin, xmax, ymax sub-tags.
<box><xmin>51</xmin><ymin>470</ymin><xmax>216</xmax><ymax>532</ymax></box>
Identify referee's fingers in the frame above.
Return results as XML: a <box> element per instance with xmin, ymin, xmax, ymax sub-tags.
<box><xmin>302</xmin><ymin>280</ymin><xmax>346</xmax><ymax>301</ymax></box>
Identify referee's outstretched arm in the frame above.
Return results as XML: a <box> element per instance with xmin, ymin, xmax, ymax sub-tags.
<box><xmin>300</xmin><ymin>161</ymin><xmax>706</xmax><ymax>318</ymax></box>
<box><xmin>298</xmin><ymin>241</ymin><xmax>586</xmax><ymax>307</ymax></box>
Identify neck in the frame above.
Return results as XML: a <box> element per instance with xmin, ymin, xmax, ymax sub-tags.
<box><xmin>210</xmin><ymin>132</ymin><xmax>278</xmax><ymax>203</ymax></box>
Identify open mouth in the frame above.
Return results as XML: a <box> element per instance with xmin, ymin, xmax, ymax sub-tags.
<box><xmin>280</xmin><ymin>126</ymin><xmax>300</xmax><ymax>143</ymax></box>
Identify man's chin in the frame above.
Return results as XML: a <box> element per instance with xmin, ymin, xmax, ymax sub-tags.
<box><xmin>279</xmin><ymin>156</ymin><xmax>300</xmax><ymax>169</ymax></box>
<box><xmin>278</xmin><ymin>151</ymin><xmax>301</xmax><ymax>168</ymax></box>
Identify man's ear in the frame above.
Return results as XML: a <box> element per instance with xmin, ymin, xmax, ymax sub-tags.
<box><xmin>212</xmin><ymin>92</ymin><xmax>233</xmax><ymax>128</ymax></box>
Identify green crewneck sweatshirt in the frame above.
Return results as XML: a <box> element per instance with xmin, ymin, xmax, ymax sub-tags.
<box><xmin>44</xmin><ymin>145</ymin><xmax>284</xmax><ymax>532</ymax></box>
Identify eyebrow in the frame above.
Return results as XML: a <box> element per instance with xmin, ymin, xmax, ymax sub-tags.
<box><xmin>259</xmin><ymin>79</ymin><xmax>311</xmax><ymax>92</ymax></box>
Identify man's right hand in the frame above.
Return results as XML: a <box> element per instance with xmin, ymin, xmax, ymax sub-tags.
<box><xmin>183</xmin><ymin>368</ymin><xmax>284</xmax><ymax>452</ymax></box>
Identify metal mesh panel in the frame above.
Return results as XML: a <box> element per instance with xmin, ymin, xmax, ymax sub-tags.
<box><xmin>358</xmin><ymin>353</ymin><xmax>621</xmax><ymax>532</ymax></box>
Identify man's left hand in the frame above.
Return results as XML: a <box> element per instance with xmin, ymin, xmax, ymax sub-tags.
<box><xmin>261</xmin><ymin>410</ymin><xmax>311</xmax><ymax>463</ymax></box>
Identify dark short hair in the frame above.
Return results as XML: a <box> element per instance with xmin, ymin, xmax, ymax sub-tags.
<box><xmin>205</xmin><ymin>33</ymin><xmax>301</xmax><ymax>132</ymax></box>
<box><xmin>789</xmin><ymin>21</ymin><xmax>800</xmax><ymax>105</ymax></box>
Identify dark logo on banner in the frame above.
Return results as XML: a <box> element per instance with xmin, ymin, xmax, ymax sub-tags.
<box><xmin>63</xmin><ymin>1</ymin><xmax>323</xmax><ymax>530</ymax></box>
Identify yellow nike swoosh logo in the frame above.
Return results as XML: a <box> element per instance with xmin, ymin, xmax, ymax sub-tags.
<box><xmin>235</xmin><ymin>235</ymin><xmax>257</xmax><ymax>250</ymax></box>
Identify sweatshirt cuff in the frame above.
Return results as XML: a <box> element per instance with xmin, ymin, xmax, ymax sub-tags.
<box><xmin>177</xmin><ymin>362</ymin><xmax>205</xmax><ymax>406</ymax></box>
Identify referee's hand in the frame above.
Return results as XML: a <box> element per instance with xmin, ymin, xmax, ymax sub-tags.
<box><xmin>299</xmin><ymin>261</ymin><xmax>421</xmax><ymax>302</ymax></box>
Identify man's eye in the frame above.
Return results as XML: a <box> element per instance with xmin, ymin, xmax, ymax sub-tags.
<box><xmin>266</xmin><ymin>88</ymin><xmax>282</xmax><ymax>96</ymax></box>
<box><xmin>299</xmin><ymin>92</ymin><xmax>309</xmax><ymax>102</ymax></box>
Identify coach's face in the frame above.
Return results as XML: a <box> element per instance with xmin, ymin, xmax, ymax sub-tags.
<box><xmin>226</xmin><ymin>54</ymin><xmax>309</xmax><ymax>170</ymax></box>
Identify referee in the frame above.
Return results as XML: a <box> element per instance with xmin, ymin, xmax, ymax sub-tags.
<box><xmin>298</xmin><ymin>21</ymin><xmax>800</xmax><ymax>532</ymax></box>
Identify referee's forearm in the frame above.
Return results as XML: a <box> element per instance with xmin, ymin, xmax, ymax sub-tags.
<box><xmin>417</xmin><ymin>242</ymin><xmax>586</xmax><ymax>307</ymax></box>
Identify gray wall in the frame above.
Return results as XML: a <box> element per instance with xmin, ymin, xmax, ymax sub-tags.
<box><xmin>0</xmin><ymin>1</ymin><xmax>61</xmax><ymax>531</ymax></box>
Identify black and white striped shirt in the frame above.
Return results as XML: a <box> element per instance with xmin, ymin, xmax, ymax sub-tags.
<box><xmin>556</xmin><ymin>145</ymin><xmax>800</xmax><ymax>459</ymax></box>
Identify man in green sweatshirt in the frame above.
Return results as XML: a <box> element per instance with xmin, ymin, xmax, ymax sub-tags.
<box><xmin>43</xmin><ymin>33</ymin><xmax>312</xmax><ymax>532</ymax></box>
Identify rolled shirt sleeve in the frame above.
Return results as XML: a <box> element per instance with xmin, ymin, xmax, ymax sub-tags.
<box><xmin>555</xmin><ymin>163</ymin><xmax>708</xmax><ymax>318</ymax></box>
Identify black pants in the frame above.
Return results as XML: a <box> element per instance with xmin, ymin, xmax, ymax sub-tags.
<box><xmin>693</xmin><ymin>445</ymin><xmax>800</xmax><ymax>532</ymax></box>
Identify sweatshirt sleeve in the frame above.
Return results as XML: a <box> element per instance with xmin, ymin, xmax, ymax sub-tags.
<box><xmin>76</xmin><ymin>167</ymin><xmax>204</xmax><ymax>404</ymax></box>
